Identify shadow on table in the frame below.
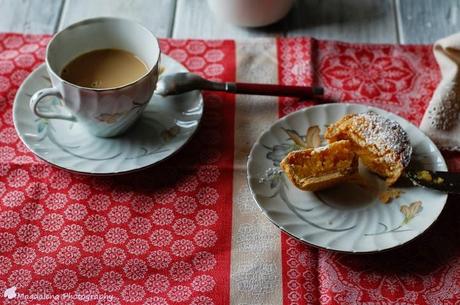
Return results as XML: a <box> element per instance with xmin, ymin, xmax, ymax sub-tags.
<box><xmin>280</xmin><ymin>0</ymin><xmax>393</xmax><ymax>36</ymax></box>
<box><xmin>336</xmin><ymin>195</ymin><xmax>460</xmax><ymax>276</ymax></box>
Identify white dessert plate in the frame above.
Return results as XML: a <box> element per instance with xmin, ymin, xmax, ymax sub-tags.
<box><xmin>247</xmin><ymin>103</ymin><xmax>448</xmax><ymax>253</ymax></box>
<box><xmin>13</xmin><ymin>55</ymin><xmax>203</xmax><ymax>175</ymax></box>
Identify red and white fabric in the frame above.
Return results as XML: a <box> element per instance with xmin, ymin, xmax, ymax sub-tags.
<box><xmin>0</xmin><ymin>33</ymin><xmax>459</xmax><ymax>305</ymax></box>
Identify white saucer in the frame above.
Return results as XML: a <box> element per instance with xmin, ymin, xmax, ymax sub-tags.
<box><xmin>247</xmin><ymin>103</ymin><xmax>448</xmax><ymax>253</ymax></box>
<box><xmin>13</xmin><ymin>55</ymin><xmax>203</xmax><ymax>175</ymax></box>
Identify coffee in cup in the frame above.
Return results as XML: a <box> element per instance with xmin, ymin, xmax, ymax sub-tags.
<box><xmin>30</xmin><ymin>17</ymin><xmax>160</xmax><ymax>138</ymax></box>
<box><xmin>60</xmin><ymin>48</ymin><xmax>148</xmax><ymax>89</ymax></box>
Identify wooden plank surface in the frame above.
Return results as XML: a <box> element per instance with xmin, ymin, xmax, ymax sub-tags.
<box><xmin>286</xmin><ymin>0</ymin><xmax>398</xmax><ymax>43</ymax></box>
<box><xmin>397</xmin><ymin>0</ymin><xmax>460</xmax><ymax>44</ymax></box>
<box><xmin>0</xmin><ymin>0</ymin><xmax>64</xmax><ymax>34</ymax></box>
<box><xmin>173</xmin><ymin>0</ymin><xmax>283</xmax><ymax>39</ymax></box>
<box><xmin>0</xmin><ymin>0</ymin><xmax>457</xmax><ymax>44</ymax></box>
<box><xmin>59</xmin><ymin>0</ymin><xmax>176</xmax><ymax>37</ymax></box>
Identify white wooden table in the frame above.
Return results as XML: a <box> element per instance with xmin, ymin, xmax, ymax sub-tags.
<box><xmin>0</xmin><ymin>0</ymin><xmax>458</xmax><ymax>43</ymax></box>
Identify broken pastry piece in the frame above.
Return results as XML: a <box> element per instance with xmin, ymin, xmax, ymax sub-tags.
<box><xmin>280</xmin><ymin>140</ymin><xmax>358</xmax><ymax>192</ymax></box>
<box><xmin>379</xmin><ymin>188</ymin><xmax>403</xmax><ymax>204</ymax></box>
<box><xmin>325</xmin><ymin>111</ymin><xmax>412</xmax><ymax>185</ymax></box>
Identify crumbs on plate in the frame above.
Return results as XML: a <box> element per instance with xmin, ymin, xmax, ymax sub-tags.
<box><xmin>379</xmin><ymin>188</ymin><xmax>404</xmax><ymax>204</ymax></box>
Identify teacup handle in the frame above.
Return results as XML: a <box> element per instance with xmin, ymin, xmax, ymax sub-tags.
<box><xmin>30</xmin><ymin>87</ymin><xmax>76</xmax><ymax>121</ymax></box>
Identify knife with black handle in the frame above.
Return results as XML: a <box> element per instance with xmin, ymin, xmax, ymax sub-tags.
<box><xmin>406</xmin><ymin>170</ymin><xmax>460</xmax><ymax>194</ymax></box>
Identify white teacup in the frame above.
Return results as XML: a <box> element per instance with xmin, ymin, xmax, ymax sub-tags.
<box><xmin>30</xmin><ymin>17</ymin><xmax>160</xmax><ymax>137</ymax></box>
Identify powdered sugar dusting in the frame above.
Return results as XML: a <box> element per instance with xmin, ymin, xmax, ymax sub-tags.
<box><xmin>355</xmin><ymin>111</ymin><xmax>412</xmax><ymax>166</ymax></box>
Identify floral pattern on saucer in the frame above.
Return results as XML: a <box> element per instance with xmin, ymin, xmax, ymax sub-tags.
<box><xmin>260</xmin><ymin>123</ymin><xmax>426</xmax><ymax>237</ymax></box>
<box><xmin>248</xmin><ymin>103</ymin><xmax>448</xmax><ymax>253</ymax></box>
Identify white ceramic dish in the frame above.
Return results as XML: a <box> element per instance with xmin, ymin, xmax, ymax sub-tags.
<box><xmin>13</xmin><ymin>55</ymin><xmax>203</xmax><ymax>175</ymax></box>
<box><xmin>247</xmin><ymin>103</ymin><xmax>448</xmax><ymax>253</ymax></box>
<box><xmin>207</xmin><ymin>0</ymin><xmax>294</xmax><ymax>27</ymax></box>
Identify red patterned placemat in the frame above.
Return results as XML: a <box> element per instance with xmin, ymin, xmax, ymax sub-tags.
<box><xmin>0</xmin><ymin>34</ymin><xmax>236</xmax><ymax>305</ymax></box>
<box><xmin>0</xmin><ymin>33</ymin><xmax>459</xmax><ymax>305</ymax></box>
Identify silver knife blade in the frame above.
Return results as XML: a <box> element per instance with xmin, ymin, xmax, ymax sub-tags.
<box><xmin>406</xmin><ymin>169</ymin><xmax>460</xmax><ymax>194</ymax></box>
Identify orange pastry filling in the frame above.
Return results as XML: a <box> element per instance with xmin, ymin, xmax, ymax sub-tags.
<box><xmin>280</xmin><ymin>112</ymin><xmax>412</xmax><ymax>192</ymax></box>
<box><xmin>280</xmin><ymin>140</ymin><xmax>358</xmax><ymax>192</ymax></box>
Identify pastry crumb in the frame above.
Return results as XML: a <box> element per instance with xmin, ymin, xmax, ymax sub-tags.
<box><xmin>159</xmin><ymin>65</ymin><xmax>166</xmax><ymax>75</ymax></box>
<box><xmin>379</xmin><ymin>188</ymin><xmax>403</xmax><ymax>204</ymax></box>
